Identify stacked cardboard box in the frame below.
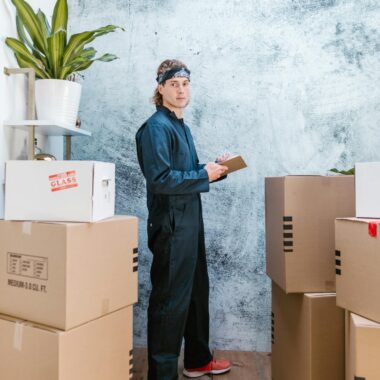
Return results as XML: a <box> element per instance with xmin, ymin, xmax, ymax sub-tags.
<box><xmin>0</xmin><ymin>307</ymin><xmax>133</xmax><ymax>380</ymax></box>
<box><xmin>335</xmin><ymin>162</ymin><xmax>380</xmax><ymax>379</ymax></box>
<box><xmin>0</xmin><ymin>161</ymin><xmax>138</xmax><ymax>380</ymax></box>
<box><xmin>271</xmin><ymin>282</ymin><xmax>344</xmax><ymax>380</ymax></box>
<box><xmin>335</xmin><ymin>217</ymin><xmax>380</xmax><ymax>324</ymax></box>
<box><xmin>265</xmin><ymin>175</ymin><xmax>355</xmax><ymax>380</ymax></box>
<box><xmin>4</xmin><ymin>160</ymin><xmax>115</xmax><ymax>222</ymax></box>
<box><xmin>345</xmin><ymin>311</ymin><xmax>380</xmax><ymax>380</ymax></box>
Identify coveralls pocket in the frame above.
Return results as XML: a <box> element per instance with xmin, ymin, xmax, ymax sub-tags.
<box><xmin>147</xmin><ymin>213</ymin><xmax>173</xmax><ymax>253</ymax></box>
<box><xmin>169</xmin><ymin>202</ymin><xmax>187</xmax><ymax>233</ymax></box>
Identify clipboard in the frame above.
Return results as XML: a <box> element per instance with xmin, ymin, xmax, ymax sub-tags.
<box><xmin>219</xmin><ymin>155</ymin><xmax>247</xmax><ymax>174</ymax></box>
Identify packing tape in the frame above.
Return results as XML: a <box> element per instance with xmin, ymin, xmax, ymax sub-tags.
<box><xmin>13</xmin><ymin>322</ymin><xmax>24</xmax><ymax>351</ymax></box>
<box><xmin>368</xmin><ymin>222</ymin><xmax>377</xmax><ymax>238</ymax></box>
<box><xmin>22</xmin><ymin>222</ymin><xmax>32</xmax><ymax>236</ymax></box>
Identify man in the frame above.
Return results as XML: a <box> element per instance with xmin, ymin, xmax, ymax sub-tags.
<box><xmin>136</xmin><ymin>59</ymin><xmax>231</xmax><ymax>379</ymax></box>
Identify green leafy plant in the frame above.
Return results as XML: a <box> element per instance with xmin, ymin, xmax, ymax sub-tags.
<box><xmin>5</xmin><ymin>0</ymin><xmax>124</xmax><ymax>79</ymax></box>
<box><xmin>329</xmin><ymin>167</ymin><xmax>355</xmax><ymax>175</ymax></box>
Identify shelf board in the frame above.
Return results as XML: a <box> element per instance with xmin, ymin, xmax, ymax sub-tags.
<box><xmin>4</xmin><ymin>120</ymin><xmax>91</xmax><ymax>137</ymax></box>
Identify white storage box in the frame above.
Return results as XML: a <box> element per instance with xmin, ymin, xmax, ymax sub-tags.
<box><xmin>356</xmin><ymin>162</ymin><xmax>380</xmax><ymax>218</ymax></box>
<box><xmin>5</xmin><ymin>161</ymin><xmax>115</xmax><ymax>222</ymax></box>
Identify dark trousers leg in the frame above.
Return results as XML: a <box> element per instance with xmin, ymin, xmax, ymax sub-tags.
<box><xmin>183</xmin><ymin>219</ymin><xmax>213</xmax><ymax>369</ymax></box>
<box><xmin>147</xmin><ymin>204</ymin><xmax>200</xmax><ymax>380</ymax></box>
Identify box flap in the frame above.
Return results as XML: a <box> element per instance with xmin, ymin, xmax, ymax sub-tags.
<box><xmin>351</xmin><ymin>313</ymin><xmax>380</xmax><ymax>329</ymax></box>
<box><xmin>305</xmin><ymin>293</ymin><xmax>336</xmax><ymax>298</ymax></box>
<box><xmin>336</xmin><ymin>217</ymin><xmax>380</xmax><ymax>224</ymax></box>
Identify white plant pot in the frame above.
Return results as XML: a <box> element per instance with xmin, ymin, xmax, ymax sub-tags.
<box><xmin>35</xmin><ymin>79</ymin><xmax>82</xmax><ymax>127</ymax></box>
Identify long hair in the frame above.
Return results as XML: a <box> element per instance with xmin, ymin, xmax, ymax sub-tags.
<box><xmin>151</xmin><ymin>59</ymin><xmax>189</xmax><ymax>106</ymax></box>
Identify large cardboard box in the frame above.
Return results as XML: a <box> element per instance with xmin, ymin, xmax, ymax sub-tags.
<box><xmin>5</xmin><ymin>160</ymin><xmax>115</xmax><ymax>222</ymax></box>
<box><xmin>265</xmin><ymin>175</ymin><xmax>355</xmax><ymax>293</ymax></box>
<box><xmin>335</xmin><ymin>217</ymin><xmax>380</xmax><ymax>323</ymax></box>
<box><xmin>271</xmin><ymin>282</ymin><xmax>345</xmax><ymax>380</ymax></box>
<box><xmin>346</xmin><ymin>312</ymin><xmax>380</xmax><ymax>380</ymax></box>
<box><xmin>0</xmin><ymin>306</ymin><xmax>133</xmax><ymax>380</ymax></box>
<box><xmin>355</xmin><ymin>162</ymin><xmax>380</xmax><ymax>218</ymax></box>
<box><xmin>0</xmin><ymin>216</ymin><xmax>138</xmax><ymax>330</ymax></box>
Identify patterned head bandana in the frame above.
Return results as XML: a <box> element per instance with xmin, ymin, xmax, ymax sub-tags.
<box><xmin>156</xmin><ymin>67</ymin><xmax>191</xmax><ymax>84</ymax></box>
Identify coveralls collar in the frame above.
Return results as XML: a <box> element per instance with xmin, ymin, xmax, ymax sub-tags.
<box><xmin>156</xmin><ymin>105</ymin><xmax>184</xmax><ymax>123</ymax></box>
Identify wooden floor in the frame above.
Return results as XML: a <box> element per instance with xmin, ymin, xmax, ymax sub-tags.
<box><xmin>132</xmin><ymin>348</ymin><xmax>271</xmax><ymax>380</ymax></box>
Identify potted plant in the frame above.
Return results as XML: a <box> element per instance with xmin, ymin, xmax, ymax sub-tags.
<box><xmin>5</xmin><ymin>0</ymin><xmax>123</xmax><ymax>127</ymax></box>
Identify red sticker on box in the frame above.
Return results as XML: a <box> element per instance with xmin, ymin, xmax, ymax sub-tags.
<box><xmin>368</xmin><ymin>222</ymin><xmax>377</xmax><ymax>238</ymax></box>
<box><xmin>49</xmin><ymin>170</ymin><xmax>78</xmax><ymax>192</ymax></box>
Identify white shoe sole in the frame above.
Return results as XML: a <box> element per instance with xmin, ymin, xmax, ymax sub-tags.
<box><xmin>183</xmin><ymin>367</ymin><xmax>231</xmax><ymax>378</ymax></box>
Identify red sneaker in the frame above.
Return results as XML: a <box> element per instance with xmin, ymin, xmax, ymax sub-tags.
<box><xmin>183</xmin><ymin>358</ymin><xmax>231</xmax><ymax>378</ymax></box>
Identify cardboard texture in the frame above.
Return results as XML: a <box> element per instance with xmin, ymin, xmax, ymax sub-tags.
<box><xmin>0</xmin><ymin>306</ymin><xmax>133</xmax><ymax>380</ymax></box>
<box><xmin>335</xmin><ymin>217</ymin><xmax>380</xmax><ymax>324</ymax></box>
<box><xmin>355</xmin><ymin>162</ymin><xmax>380</xmax><ymax>218</ymax></box>
<box><xmin>346</xmin><ymin>312</ymin><xmax>380</xmax><ymax>380</ymax></box>
<box><xmin>271</xmin><ymin>282</ymin><xmax>345</xmax><ymax>380</ymax></box>
<box><xmin>345</xmin><ymin>310</ymin><xmax>350</xmax><ymax>380</ymax></box>
<box><xmin>220</xmin><ymin>155</ymin><xmax>247</xmax><ymax>174</ymax></box>
<box><xmin>5</xmin><ymin>160</ymin><xmax>115</xmax><ymax>222</ymax></box>
<box><xmin>265</xmin><ymin>175</ymin><xmax>355</xmax><ymax>293</ymax></box>
<box><xmin>0</xmin><ymin>216</ymin><xmax>138</xmax><ymax>330</ymax></box>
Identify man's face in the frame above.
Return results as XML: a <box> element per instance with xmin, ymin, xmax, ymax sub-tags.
<box><xmin>158</xmin><ymin>77</ymin><xmax>190</xmax><ymax>110</ymax></box>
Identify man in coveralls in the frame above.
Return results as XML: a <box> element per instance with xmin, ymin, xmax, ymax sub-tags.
<box><xmin>136</xmin><ymin>59</ymin><xmax>232</xmax><ymax>379</ymax></box>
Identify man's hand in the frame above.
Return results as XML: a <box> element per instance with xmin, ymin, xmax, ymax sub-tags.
<box><xmin>204</xmin><ymin>162</ymin><xmax>228</xmax><ymax>182</ymax></box>
<box><xmin>215</xmin><ymin>152</ymin><xmax>232</xmax><ymax>163</ymax></box>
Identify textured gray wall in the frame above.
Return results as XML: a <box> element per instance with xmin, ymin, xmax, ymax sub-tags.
<box><xmin>70</xmin><ymin>0</ymin><xmax>380</xmax><ymax>351</ymax></box>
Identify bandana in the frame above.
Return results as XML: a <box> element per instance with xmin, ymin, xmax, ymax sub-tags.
<box><xmin>156</xmin><ymin>67</ymin><xmax>191</xmax><ymax>84</ymax></box>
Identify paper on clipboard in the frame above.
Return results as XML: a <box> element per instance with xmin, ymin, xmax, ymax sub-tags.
<box><xmin>219</xmin><ymin>155</ymin><xmax>247</xmax><ymax>174</ymax></box>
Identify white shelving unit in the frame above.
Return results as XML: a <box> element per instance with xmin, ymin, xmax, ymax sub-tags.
<box><xmin>4</xmin><ymin>67</ymin><xmax>91</xmax><ymax>160</ymax></box>
<box><xmin>4</xmin><ymin>120</ymin><xmax>91</xmax><ymax>136</ymax></box>
<box><xmin>4</xmin><ymin>120</ymin><xmax>91</xmax><ymax>160</ymax></box>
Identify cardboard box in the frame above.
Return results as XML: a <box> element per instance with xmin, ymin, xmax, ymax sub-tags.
<box><xmin>0</xmin><ymin>306</ymin><xmax>133</xmax><ymax>380</ymax></box>
<box><xmin>5</xmin><ymin>160</ymin><xmax>115</xmax><ymax>222</ymax></box>
<box><xmin>0</xmin><ymin>216</ymin><xmax>138</xmax><ymax>330</ymax></box>
<box><xmin>346</xmin><ymin>312</ymin><xmax>380</xmax><ymax>380</ymax></box>
<box><xmin>271</xmin><ymin>282</ymin><xmax>345</xmax><ymax>380</ymax></box>
<box><xmin>355</xmin><ymin>162</ymin><xmax>380</xmax><ymax>218</ymax></box>
<box><xmin>335</xmin><ymin>217</ymin><xmax>380</xmax><ymax>323</ymax></box>
<box><xmin>265</xmin><ymin>175</ymin><xmax>355</xmax><ymax>293</ymax></box>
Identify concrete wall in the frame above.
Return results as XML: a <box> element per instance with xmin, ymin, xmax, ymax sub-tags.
<box><xmin>0</xmin><ymin>0</ymin><xmax>61</xmax><ymax>218</ymax></box>
<box><xmin>69</xmin><ymin>0</ymin><xmax>380</xmax><ymax>351</ymax></box>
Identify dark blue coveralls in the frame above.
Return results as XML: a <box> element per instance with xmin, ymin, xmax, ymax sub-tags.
<box><xmin>136</xmin><ymin>105</ymin><xmax>216</xmax><ymax>379</ymax></box>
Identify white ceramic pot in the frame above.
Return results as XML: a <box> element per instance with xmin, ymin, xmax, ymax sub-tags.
<box><xmin>35</xmin><ymin>79</ymin><xmax>82</xmax><ymax>127</ymax></box>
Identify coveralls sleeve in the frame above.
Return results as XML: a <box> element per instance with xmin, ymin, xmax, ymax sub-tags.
<box><xmin>196</xmin><ymin>156</ymin><xmax>206</xmax><ymax>171</ymax></box>
<box><xmin>141</xmin><ymin>121</ymin><xmax>210</xmax><ymax>195</ymax></box>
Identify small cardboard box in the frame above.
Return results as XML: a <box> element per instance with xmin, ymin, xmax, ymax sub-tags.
<box><xmin>355</xmin><ymin>162</ymin><xmax>380</xmax><ymax>218</ymax></box>
<box><xmin>5</xmin><ymin>160</ymin><xmax>115</xmax><ymax>222</ymax></box>
<box><xmin>0</xmin><ymin>216</ymin><xmax>138</xmax><ymax>330</ymax></box>
<box><xmin>0</xmin><ymin>306</ymin><xmax>133</xmax><ymax>380</ymax></box>
<box><xmin>336</xmin><ymin>217</ymin><xmax>380</xmax><ymax>323</ymax></box>
<box><xmin>271</xmin><ymin>282</ymin><xmax>345</xmax><ymax>380</ymax></box>
<box><xmin>265</xmin><ymin>175</ymin><xmax>355</xmax><ymax>293</ymax></box>
<box><xmin>346</xmin><ymin>312</ymin><xmax>380</xmax><ymax>380</ymax></box>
